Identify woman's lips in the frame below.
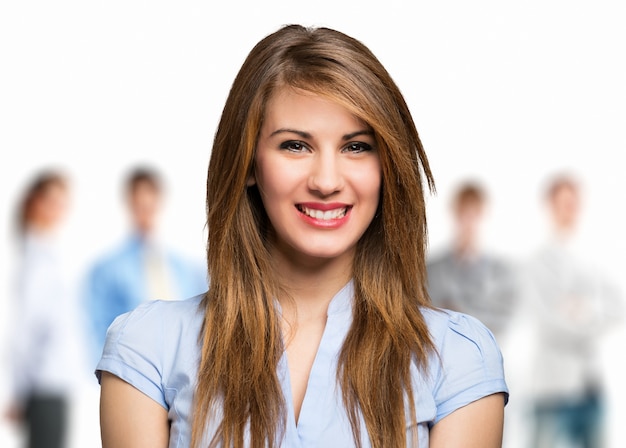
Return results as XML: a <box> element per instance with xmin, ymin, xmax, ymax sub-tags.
<box><xmin>295</xmin><ymin>203</ymin><xmax>352</xmax><ymax>228</ymax></box>
<box><xmin>297</xmin><ymin>204</ymin><xmax>348</xmax><ymax>220</ymax></box>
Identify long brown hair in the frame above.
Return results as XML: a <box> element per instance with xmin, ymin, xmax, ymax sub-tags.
<box><xmin>193</xmin><ymin>24</ymin><xmax>435</xmax><ymax>448</ymax></box>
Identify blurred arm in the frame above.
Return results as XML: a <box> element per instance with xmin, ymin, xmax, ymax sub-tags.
<box><xmin>429</xmin><ymin>393</ymin><xmax>505</xmax><ymax>447</ymax></box>
<box><xmin>100</xmin><ymin>371</ymin><xmax>169</xmax><ymax>448</ymax></box>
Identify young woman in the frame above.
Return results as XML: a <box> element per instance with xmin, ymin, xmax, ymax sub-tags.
<box><xmin>97</xmin><ymin>24</ymin><xmax>508</xmax><ymax>447</ymax></box>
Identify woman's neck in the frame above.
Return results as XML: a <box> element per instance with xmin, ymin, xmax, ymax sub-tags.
<box><xmin>271</xmin><ymin>246</ymin><xmax>353</xmax><ymax>322</ymax></box>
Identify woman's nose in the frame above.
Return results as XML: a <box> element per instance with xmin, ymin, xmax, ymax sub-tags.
<box><xmin>307</xmin><ymin>151</ymin><xmax>344</xmax><ymax>196</ymax></box>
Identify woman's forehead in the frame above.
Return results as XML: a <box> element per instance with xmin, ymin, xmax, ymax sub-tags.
<box><xmin>263</xmin><ymin>86</ymin><xmax>372</xmax><ymax>131</ymax></box>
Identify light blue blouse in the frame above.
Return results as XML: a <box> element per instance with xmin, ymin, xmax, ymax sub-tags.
<box><xmin>96</xmin><ymin>281</ymin><xmax>508</xmax><ymax>447</ymax></box>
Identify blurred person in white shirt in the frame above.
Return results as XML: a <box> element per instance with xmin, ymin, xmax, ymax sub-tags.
<box><xmin>522</xmin><ymin>173</ymin><xmax>623</xmax><ymax>448</ymax></box>
<box><xmin>3</xmin><ymin>169</ymin><xmax>79</xmax><ymax>448</ymax></box>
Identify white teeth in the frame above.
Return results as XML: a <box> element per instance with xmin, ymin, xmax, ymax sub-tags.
<box><xmin>299</xmin><ymin>206</ymin><xmax>347</xmax><ymax>220</ymax></box>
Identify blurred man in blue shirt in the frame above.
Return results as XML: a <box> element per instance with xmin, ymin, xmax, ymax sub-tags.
<box><xmin>83</xmin><ymin>166</ymin><xmax>208</xmax><ymax>367</ymax></box>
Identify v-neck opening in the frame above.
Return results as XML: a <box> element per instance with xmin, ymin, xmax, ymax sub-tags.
<box><xmin>279</xmin><ymin>280</ymin><xmax>354</xmax><ymax>431</ymax></box>
<box><xmin>288</xmin><ymin>327</ymin><xmax>327</xmax><ymax>428</ymax></box>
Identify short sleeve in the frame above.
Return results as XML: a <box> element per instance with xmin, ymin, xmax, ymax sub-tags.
<box><xmin>95</xmin><ymin>300</ymin><xmax>168</xmax><ymax>410</ymax></box>
<box><xmin>431</xmin><ymin>311</ymin><xmax>509</xmax><ymax>423</ymax></box>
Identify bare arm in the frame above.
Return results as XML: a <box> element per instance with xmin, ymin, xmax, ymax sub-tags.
<box><xmin>429</xmin><ymin>393</ymin><xmax>505</xmax><ymax>448</ymax></box>
<box><xmin>100</xmin><ymin>371</ymin><xmax>170</xmax><ymax>448</ymax></box>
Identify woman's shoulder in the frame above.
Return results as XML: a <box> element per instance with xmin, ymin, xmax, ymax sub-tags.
<box><xmin>106</xmin><ymin>294</ymin><xmax>205</xmax><ymax>338</ymax></box>
<box><xmin>419</xmin><ymin>306</ymin><xmax>509</xmax><ymax>423</ymax></box>
<box><xmin>421</xmin><ymin>307</ymin><xmax>499</xmax><ymax>348</ymax></box>
<box><xmin>96</xmin><ymin>294</ymin><xmax>205</xmax><ymax>408</ymax></box>
<box><xmin>421</xmin><ymin>306</ymin><xmax>505</xmax><ymax>374</ymax></box>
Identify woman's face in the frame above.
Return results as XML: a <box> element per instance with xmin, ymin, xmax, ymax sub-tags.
<box><xmin>251</xmin><ymin>88</ymin><xmax>381</xmax><ymax>266</ymax></box>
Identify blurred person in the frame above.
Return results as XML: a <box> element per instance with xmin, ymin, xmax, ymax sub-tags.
<box><xmin>3</xmin><ymin>170</ymin><xmax>76</xmax><ymax>448</ymax></box>
<box><xmin>522</xmin><ymin>173</ymin><xmax>623</xmax><ymax>448</ymax></box>
<box><xmin>83</xmin><ymin>166</ymin><xmax>208</xmax><ymax>367</ymax></box>
<box><xmin>426</xmin><ymin>181</ymin><xmax>520</xmax><ymax>342</ymax></box>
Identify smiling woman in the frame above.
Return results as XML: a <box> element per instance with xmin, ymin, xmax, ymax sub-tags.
<box><xmin>96</xmin><ymin>24</ymin><xmax>508</xmax><ymax>448</ymax></box>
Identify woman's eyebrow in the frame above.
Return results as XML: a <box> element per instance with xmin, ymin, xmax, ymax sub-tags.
<box><xmin>343</xmin><ymin>130</ymin><xmax>374</xmax><ymax>141</ymax></box>
<box><xmin>269</xmin><ymin>128</ymin><xmax>312</xmax><ymax>139</ymax></box>
<box><xmin>269</xmin><ymin>129</ymin><xmax>373</xmax><ymax>140</ymax></box>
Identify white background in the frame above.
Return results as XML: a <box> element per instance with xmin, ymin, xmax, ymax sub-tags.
<box><xmin>1</xmin><ymin>1</ymin><xmax>625</xmax><ymax>447</ymax></box>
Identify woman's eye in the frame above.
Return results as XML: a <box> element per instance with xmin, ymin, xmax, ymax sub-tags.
<box><xmin>279</xmin><ymin>141</ymin><xmax>308</xmax><ymax>153</ymax></box>
<box><xmin>343</xmin><ymin>142</ymin><xmax>373</xmax><ymax>153</ymax></box>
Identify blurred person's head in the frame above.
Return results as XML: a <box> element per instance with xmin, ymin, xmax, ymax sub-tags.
<box><xmin>545</xmin><ymin>173</ymin><xmax>581</xmax><ymax>236</ymax></box>
<box><xmin>450</xmin><ymin>181</ymin><xmax>487</xmax><ymax>254</ymax></box>
<box><xmin>16</xmin><ymin>169</ymin><xmax>69</xmax><ymax>236</ymax></box>
<box><xmin>124</xmin><ymin>166</ymin><xmax>164</xmax><ymax>236</ymax></box>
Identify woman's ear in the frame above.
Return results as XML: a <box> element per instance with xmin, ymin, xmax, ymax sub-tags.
<box><xmin>246</xmin><ymin>171</ymin><xmax>256</xmax><ymax>187</ymax></box>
